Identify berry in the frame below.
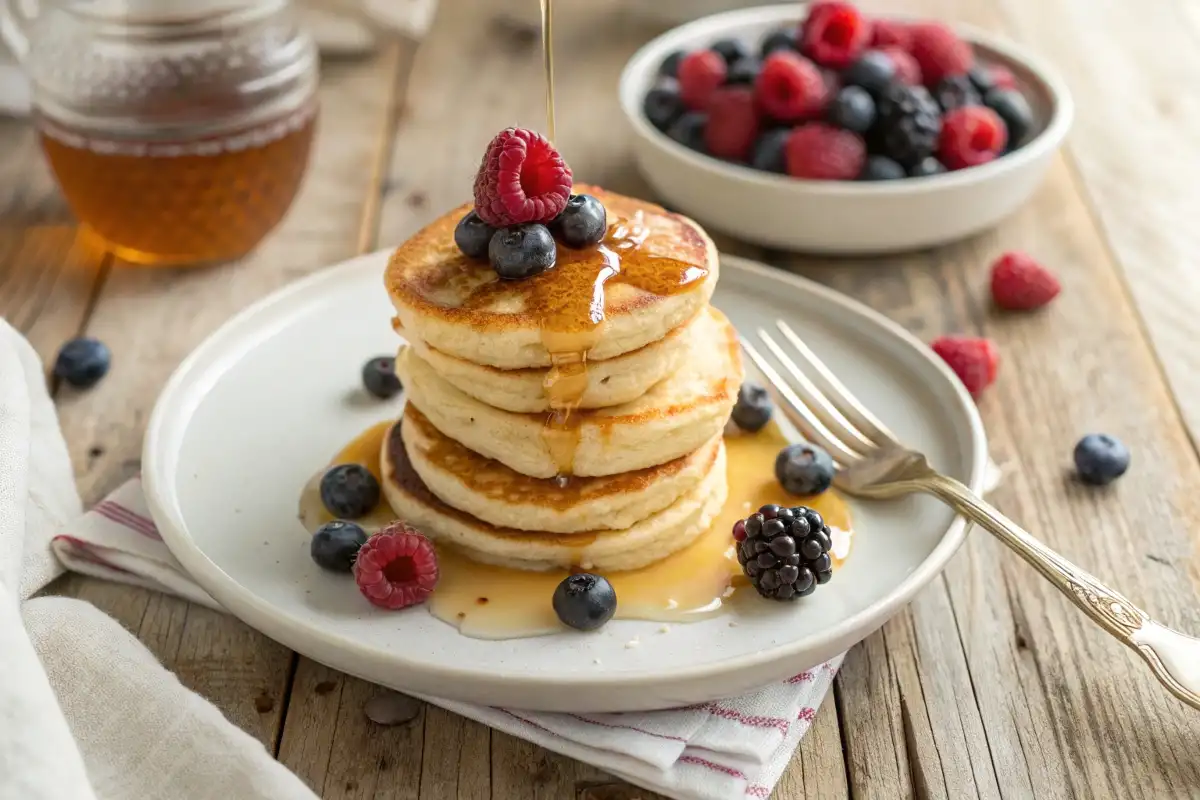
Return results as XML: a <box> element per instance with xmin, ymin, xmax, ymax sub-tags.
<box><xmin>310</xmin><ymin>520</ymin><xmax>368</xmax><ymax>572</ymax></box>
<box><xmin>666</xmin><ymin>111</ymin><xmax>708</xmax><ymax>151</ymax></box>
<box><xmin>827</xmin><ymin>86</ymin><xmax>875</xmax><ymax>133</ymax></box>
<box><xmin>711</xmin><ymin>38</ymin><xmax>750</xmax><ymax>66</ymax></box>
<box><xmin>909</xmin><ymin>156</ymin><xmax>946</xmax><ymax>177</ymax></box>
<box><xmin>938</xmin><ymin>106</ymin><xmax>1007</xmax><ymax>169</ymax></box>
<box><xmin>860</xmin><ymin>155</ymin><xmax>906</xmax><ymax>180</ymax></box>
<box><xmin>786</xmin><ymin>123</ymin><xmax>865</xmax><ymax>180</ymax></box>
<box><xmin>678</xmin><ymin>49</ymin><xmax>727</xmax><ymax>111</ymax></box>
<box><xmin>643</xmin><ymin>81</ymin><xmax>685</xmax><ymax>132</ymax></box>
<box><xmin>760</xmin><ymin>29</ymin><xmax>797</xmax><ymax>59</ymax></box>
<box><xmin>473</xmin><ymin>128</ymin><xmax>572</xmax><ymax>227</ymax></box>
<box><xmin>967</xmin><ymin>64</ymin><xmax>996</xmax><ymax>95</ymax></box>
<box><xmin>727</xmin><ymin>58</ymin><xmax>762</xmax><ymax>85</ymax></box>
<box><xmin>1073</xmin><ymin>434</ymin><xmax>1131</xmax><ymax>486</ymax></box>
<box><xmin>984</xmin><ymin>89</ymin><xmax>1034</xmax><ymax>149</ymax></box>
<box><xmin>454</xmin><ymin>210</ymin><xmax>496</xmax><ymax>259</ymax></box>
<box><xmin>990</xmin><ymin>251</ymin><xmax>1061</xmax><ymax>310</ymax></box>
<box><xmin>553</xmin><ymin>573</ymin><xmax>617</xmax><ymax>631</ymax></box>
<box><xmin>362</xmin><ymin>356</ymin><xmax>402</xmax><ymax>399</ymax></box>
<box><xmin>320</xmin><ymin>464</ymin><xmax>381</xmax><ymax>519</ymax></box>
<box><xmin>872</xmin><ymin>83</ymin><xmax>941</xmax><ymax>167</ymax></box>
<box><xmin>934</xmin><ymin>75</ymin><xmax>980</xmax><ymax>112</ymax></box>
<box><xmin>870</xmin><ymin>19</ymin><xmax>912</xmax><ymax>50</ymax></box>
<box><xmin>930</xmin><ymin>336</ymin><xmax>999</xmax><ymax>397</ymax></box>
<box><xmin>755</xmin><ymin>51</ymin><xmax>826</xmax><ymax>122</ymax></box>
<box><xmin>489</xmin><ymin>224</ymin><xmax>557</xmax><ymax>280</ymax></box>
<box><xmin>908</xmin><ymin>22</ymin><xmax>973</xmax><ymax>86</ymax></box>
<box><xmin>53</xmin><ymin>337</ymin><xmax>111</xmax><ymax>389</ymax></box>
<box><xmin>732</xmin><ymin>381</ymin><xmax>773</xmax><ymax>432</ymax></box>
<box><xmin>750</xmin><ymin>129</ymin><xmax>791</xmax><ymax>173</ymax></box>
<box><xmin>735</xmin><ymin>504</ymin><xmax>835</xmax><ymax>600</ymax></box>
<box><xmin>842</xmin><ymin>50</ymin><xmax>896</xmax><ymax>96</ymax></box>
<box><xmin>704</xmin><ymin>87</ymin><xmax>760</xmax><ymax>161</ymax></box>
<box><xmin>551</xmin><ymin>194</ymin><xmax>607</xmax><ymax>249</ymax></box>
<box><xmin>775</xmin><ymin>443</ymin><xmax>836</xmax><ymax>495</ymax></box>
<box><xmin>881</xmin><ymin>46</ymin><xmax>922</xmax><ymax>86</ymax></box>
<box><xmin>353</xmin><ymin>522</ymin><xmax>439</xmax><ymax>610</ymax></box>
<box><xmin>659</xmin><ymin>50</ymin><xmax>685</xmax><ymax>78</ymax></box>
<box><xmin>800</xmin><ymin>2</ymin><xmax>871</xmax><ymax>69</ymax></box>
<box><xmin>988</xmin><ymin>64</ymin><xmax>1018</xmax><ymax>91</ymax></box>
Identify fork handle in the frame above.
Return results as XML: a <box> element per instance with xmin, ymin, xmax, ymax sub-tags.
<box><xmin>921</xmin><ymin>473</ymin><xmax>1200</xmax><ymax>711</ymax></box>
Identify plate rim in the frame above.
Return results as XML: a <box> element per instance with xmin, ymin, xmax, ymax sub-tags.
<box><xmin>143</xmin><ymin>250</ymin><xmax>988</xmax><ymax>697</ymax></box>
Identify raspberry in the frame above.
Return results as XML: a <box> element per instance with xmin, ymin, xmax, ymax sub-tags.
<box><xmin>678</xmin><ymin>49</ymin><xmax>727</xmax><ymax>111</ymax></box>
<box><xmin>988</xmin><ymin>64</ymin><xmax>1017</xmax><ymax>90</ymax></box>
<box><xmin>704</xmin><ymin>87</ymin><xmax>760</xmax><ymax>161</ymax></box>
<box><xmin>870</xmin><ymin>19</ymin><xmax>912</xmax><ymax>50</ymax></box>
<box><xmin>931</xmin><ymin>336</ymin><xmax>998</xmax><ymax>397</ymax></box>
<box><xmin>938</xmin><ymin>106</ymin><xmax>1007</xmax><ymax>169</ymax></box>
<box><xmin>785</xmin><ymin>123</ymin><xmax>866</xmax><ymax>180</ymax></box>
<box><xmin>990</xmin><ymin>251</ymin><xmax>1061</xmax><ymax>310</ymax></box>
<box><xmin>473</xmin><ymin>128</ymin><xmax>572</xmax><ymax>227</ymax></box>
<box><xmin>909</xmin><ymin>23</ymin><xmax>973</xmax><ymax>86</ymax></box>
<box><xmin>353</xmin><ymin>523</ymin><xmax>439</xmax><ymax>610</ymax></box>
<box><xmin>881</xmin><ymin>47</ymin><xmax>921</xmax><ymax>86</ymax></box>
<box><xmin>755</xmin><ymin>51</ymin><xmax>826</xmax><ymax>122</ymax></box>
<box><xmin>800</xmin><ymin>2</ymin><xmax>871</xmax><ymax>69</ymax></box>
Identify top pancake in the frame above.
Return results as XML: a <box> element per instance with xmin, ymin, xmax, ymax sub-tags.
<box><xmin>385</xmin><ymin>185</ymin><xmax>719</xmax><ymax>369</ymax></box>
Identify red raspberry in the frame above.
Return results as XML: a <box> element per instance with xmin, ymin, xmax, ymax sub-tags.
<box><xmin>353</xmin><ymin>523</ymin><xmax>439</xmax><ymax>610</ymax></box>
<box><xmin>800</xmin><ymin>2</ymin><xmax>872</xmax><ymax>69</ymax></box>
<box><xmin>938</xmin><ymin>106</ymin><xmax>1007</xmax><ymax>169</ymax></box>
<box><xmin>679</xmin><ymin>49</ymin><xmax>727</xmax><ymax>111</ymax></box>
<box><xmin>990</xmin><ymin>251</ymin><xmax>1061</xmax><ymax>310</ymax></box>
<box><xmin>473</xmin><ymin>128</ymin><xmax>572</xmax><ymax>227</ymax></box>
<box><xmin>931</xmin><ymin>336</ymin><xmax>998</xmax><ymax>397</ymax></box>
<box><xmin>988</xmin><ymin>64</ymin><xmax>1018</xmax><ymax>90</ymax></box>
<box><xmin>704</xmin><ymin>87</ymin><xmax>760</xmax><ymax>161</ymax></box>
<box><xmin>755</xmin><ymin>51</ymin><xmax>826</xmax><ymax>122</ymax></box>
<box><xmin>881</xmin><ymin>47</ymin><xmax>922</xmax><ymax>86</ymax></box>
<box><xmin>909</xmin><ymin>23</ymin><xmax>973</xmax><ymax>86</ymax></box>
<box><xmin>785</xmin><ymin>123</ymin><xmax>866</xmax><ymax>180</ymax></box>
<box><xmin>870</xmin><ymin>19</ymin><xmax>912</xmax><ymax>50</ymax></box>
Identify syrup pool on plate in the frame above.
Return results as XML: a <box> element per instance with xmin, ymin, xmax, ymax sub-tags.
<box><xmin>300</xmin><ymin>419</ymin><xmax>853</xmax><ymax>640</ymax></box>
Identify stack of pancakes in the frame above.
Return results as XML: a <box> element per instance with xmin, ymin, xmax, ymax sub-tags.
<box><xmin>380</xmin><ymin>187</ymin><xmax>743</xmax><ymax>572</ymax></box>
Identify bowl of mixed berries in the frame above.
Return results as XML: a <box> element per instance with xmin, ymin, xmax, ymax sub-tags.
<box><xmin>618</xmin><ymin>2</ymin><xmax>1072</xmax><ymax>254</ymax></box>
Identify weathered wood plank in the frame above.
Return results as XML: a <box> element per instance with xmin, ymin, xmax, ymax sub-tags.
<box><xmin>779</xmin><ymin>695</ymin><xmax>849</xmax><ymax>800</ymax></box>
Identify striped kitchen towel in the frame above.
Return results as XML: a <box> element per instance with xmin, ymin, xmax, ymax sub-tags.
<box><xmin>53</xmin><ymin>478</ymin><xmax>842</xmax><ymax>800</ymax></box>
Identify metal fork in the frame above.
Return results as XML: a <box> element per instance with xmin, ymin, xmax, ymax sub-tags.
<box><xmin>744</xmin><ymin>319</ymin><xmax>1200</xmax><ymax>712</ymax></box>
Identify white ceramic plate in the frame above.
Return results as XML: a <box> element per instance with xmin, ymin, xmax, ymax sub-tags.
<box><xmin>143</xmin><ymin>252</ymin><xmax>987</xmax><ymax>712</ymax></box>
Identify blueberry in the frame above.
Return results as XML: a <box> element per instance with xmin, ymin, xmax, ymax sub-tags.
<box><xmin>909</xmin><ymin>157</ymin><xmax>947</xmax><ymax>177</ymax></box>
<box><xmin>731</xmin><ymin>381</ymin><xmax>773</xmax><ymax>431</ymax></box>
<box><xmin>53</xmin><ymin>337</ymin><xmax>111</xmax><ymax>389</ymax></box>
<box><xmin>860</xmin><ymin>155</ymin><xmax>906</xmax><ymax>181</ymax></box>
<box><xmin>843</xmin><ymin>51</ymin><xmax>896</xmax><ymax>96</ymax></box>
<box><xmin>659</xmin><ymin>49</ymin><xmax>685</xmax><ymax>79</ymax></box>
<box><xmin>967</xmin><ymin>64</ymin><xmax>996</xmax><ymax>95</ymax></box>
<box><xmin>759</xmin><ymin>29</ymin><xmax>796</xmax><ymax>59</ymax></box>
<box><xmin>934</xmin><ymin>75</ymin><xmax>981</xmax><ymax>113</ymax></box>
<box><xmin>551</xmin><ymin>194</ymin><xmax>607</xmax><ymax>249</ymax></box>
<box><xmin>310</xmin><ymin>520</ymin><xmax>368</xmax><ymax>572</ymax></box>
<box><xmin>361</xmin><ymin>356</ymin><xmax>402</xmax><ymax>399</ymax></box>
<box><xmin>726</xmin><ymin>58</ymin><xmax>761</xmax><ymax>85</ymax></box>
<box><xmin>827</xmin><ymin>86</ymin><xmax>876</xmax><ymax>133</ymax></box>
<box><xmin>711</xmin><ymin>38</ymin><xmax>749</xmax><ymax>66</ymax></box>
<box><xmin>1073</xmin><ymin>434</ymin><xmax>1130</xmax><ymax>485</ymax></box>
<box><xmin>775</xmin><ymin>443</ymin><xmax>835</xmax><ymax>495</ymax></box>
<box><xmin>489</xmin><ymin>224</ymin><xmax>557</xmax><ymax>280</ymax></box>
<box><xmin>644</xmin><ymin>79</ymin><xmax>685</xmax><ymax>133</ymax></box>
<box><xmin>984</xmin><ymin>89</ymin><xmax>1034</xmax><ymax>149</ymax></box>
<box><xmin>666</xmin><ymin>111</ymin><xmax>707</xmax><ymax>152</ymax></box>
<box><xmin>320</xmin><ymin>464</ymin><xmax>381</xmax><ymax>519</ymax></box>
<box><xmin>750</xmin><ymin>129</ymin><xmax>790</xmax><ymax>173</ymax></box>
<box><xmin>553</xmin><ymin>573</ymin><xmax>617</xmax><ymax>631</ymax></box>
<box><xmin>453</xmin><ymin>210</ymin><xmax>495</xmax><ymax>260</ymax></box>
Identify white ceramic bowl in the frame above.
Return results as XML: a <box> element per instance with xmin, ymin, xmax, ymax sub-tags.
<box><xmin>618</xmin><ymin>5</ymin><xmax>1074</xmax><ymax>254</ymax></box>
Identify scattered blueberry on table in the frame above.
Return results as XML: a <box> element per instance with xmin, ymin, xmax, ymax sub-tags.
<box><xmin>362</xmin><ymin>356</ymin><xmax>403</xmax><ymax>399</ymax></box>
<box><xmin>733</xmin><ymin>504</ymin><xmax>836</xmax><ymax>600</ymax></box>
<box><xmin>54</xmin><ymin>336</ymin><xmax>111</xmax><ymax>389</ymax></box>
<box><xmin>320</xmin><ymin>463</ymin><xmax>381</xmax><ymax>519</ymax></box>
<box><xmin>310</xmin><ymin>520</ymin><xmax>369</xmax><ymax>572</ymax></box>
<box><xmin>553</xmin><ymin>573</ymin><xmax>618</xmax><ymax>631</ymax></box>
<box><xmin>775</xmin><ymin>443</ymin><xmax>836</xmax><ymax>495</ymax></box>
<box><xmin>1073</xmin><ymin>434</ymin><xmax>1130</xmax><ymax>485</ymax></box>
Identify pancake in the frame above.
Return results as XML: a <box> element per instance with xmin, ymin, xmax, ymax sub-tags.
<box><xmin>402</xmin><ymin>404</ymin><xmax>721</xmax><ymax>533</ymax></box>
<box><xmin>385</xmin><ymin>185</ymin><xmax>719</xmax><ymax>369</ymax></box>
<box><xmin>404</xmin><ymin>309</ymin><xmax>698</xmax><ymax>413</ymax></box>
<box><xmin>381</xmin><ymin>419</ymin><xmax>729</xmax><ymax>572</ymax></box>
<box><xmin>396</xmin><ymin>306</ymin><xmax>743</xmax><ymax>479</ymax></box>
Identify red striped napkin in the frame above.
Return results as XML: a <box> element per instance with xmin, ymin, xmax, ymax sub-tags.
<box><xmin>53</xmin><ymin>478</ymin><xmax>842</xmax><ymax>800</ymax></box>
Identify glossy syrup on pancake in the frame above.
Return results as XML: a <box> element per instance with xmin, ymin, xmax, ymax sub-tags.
<box><xmin>299</xmin><ymin>420</ymin><xmax>854</xmax><ymax>640</ymax></box>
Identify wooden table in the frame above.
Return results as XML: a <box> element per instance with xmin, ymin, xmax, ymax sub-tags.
<box><xmin>3</xmin><ymin>0</ymin><xmax>1199</xmax><ymax>796</ymax></box>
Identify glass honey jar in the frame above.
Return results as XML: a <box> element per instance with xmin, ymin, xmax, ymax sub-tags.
<box><xmin>2</xmin><ymin>0</ymin><xmax>319</xmax><ymax>265</ymax></box>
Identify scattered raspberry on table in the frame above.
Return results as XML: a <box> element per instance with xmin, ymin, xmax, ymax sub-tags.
<box><xmin>990</xmin><ymin>251</ymin><xmax>1061</xmax><ymax>310</ymax></box>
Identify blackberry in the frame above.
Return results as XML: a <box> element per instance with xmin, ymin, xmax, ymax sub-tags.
<box><xmin>733</xmin><ymin>504</ymin><xmax>835</xmax><ymax>600</ymax></box>
<box><xmin>933</xmin><ymin>75</ymin><xmax>980</xmax><ymax>112</ymax></box>
<box><xmin>871</xmin><ymin>83</ymin><xmax>942</xmax><ymax>168</ymax></box>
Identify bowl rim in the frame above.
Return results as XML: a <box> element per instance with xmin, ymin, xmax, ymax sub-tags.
<box><xmin>618</xmin><ymin>3</ymin><xmax>1075</xmax><ymax>195</ymax></box>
